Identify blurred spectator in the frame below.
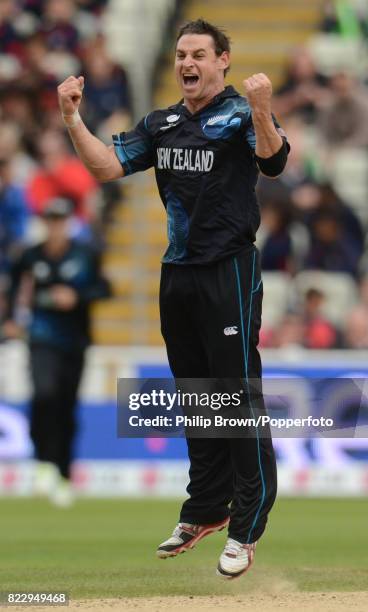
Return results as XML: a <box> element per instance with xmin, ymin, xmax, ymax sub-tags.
<box><xmin>291</xmin><ymin>181</ymin><xmax>321</xmax><ymax>215</ymax></box>
<box><xmin>304</xmin><ymin>208</ymin><xmax>361</xmax><ymax>276</ymax></box>
<box><xmin>258</xmin><ymin>118</ymin><xmax>315</xmax><ymax>199</ymax></box>
<box><xmin>0</xmin><ymin>120</ymin><xmax>37</xmax><ymax>187</ymax></box>
<box><xmin>317</xmin><ymin>71</ymin><xmax>368</xmax><ymax>148</ymax></box>
<box><xmin>272</xmin><ymin>47</ymin><xmax>330</xmax><ymax>123</ymax></box>
<box><xmin>21</xmin><ymin>32</ymin><xmax>60</xmax><ymax>113</ymax></box>
<box><xmin>262</xmin><ymin>289</ymin><xmax>340</xmax><ymax>349</ymax></box>
<box><xmin>0</xmin><ymin>0</ymin><xmax>23</xmax><ymax>60</ymax></box>
<box><xmin>0</xmin><ymin>86</ymin><xmax>38</xmax><ymax>143</ymax></box>
<box><xmin>81</xmin><ymin>35</ymin><xmax>132</xmax><ymax>137</ymax></box>
<box><xmin>26</xmin><ymin>128</ymin><xmax>100</xmax><ymax>233</ymax></box>
<box><xmin>344</xmin><ymin>275</ymin><xmax>368</xmax><ymax>348</ymax></box>
<box><xmin>269</xmin><ymin>311</ymin><xmax>305</xmax><ymax>349</ymax></box>
<box><xmin>0</xmin><ymin>0</ymin><xmax>125</xmax><ymax>234</ymax></box>
<box><xmin>0</xmin><ymin>157</ymin><xmax>29</xmax><ymax>276</ymax></box>
<box><xmin>41</xmin><ymin>0</ymin><xmax>81</xmax><ymax>54</ymax></box>
<box><xmin>302</xmin><ymin>288</ymin><xmax>340</xmax><ymax>349</ymax></box>
<box><xmin>321</xmin><ymin>0</ymin><xmax>341</xmax><ymax>33</ymax></box>
<box><xmin>292</xmin><ymin>182</ymin><xmax>364</xmax><ymax>246</ymax></box>
<box><xmin>41</xmin><ymin>0</ymin><xmax>99</xmax><ymax>52</ymax></box>
<box><xmin>259</xmin><ymin>175</ymin><xmax>364</xmax><ymax>278</ymax></box>
<box><xmin>0</xmin><ymin>156</ymin><xmax>29</xmax><ymax>320</ymax></box>
<box><xmin>321</xmin><ymin>0</ymin><xmax>367</xmax><ymax>38</ymax></box>
<box><xmin>76</xmin><ymin>0</ymin><xmax>108</xmax><ymax>14</ymax></box>
<box><xmin>317</xmin><ymin>183</ymin><xmax>364</xmax><ymax>249</ymax></box>
<box><xmin>259</xmin><ymin>199</ymin><xmax>294</xmax><ymax>273</ymax></box>
<box><xmin>291</xmin><ymin>181</ymin><xmax>364</xmax><ymax>276</ymax></box>
<box><xmin>21</xmin><ymin>1</ymin><xmax>43</xmax><ymax>19</ymax></box>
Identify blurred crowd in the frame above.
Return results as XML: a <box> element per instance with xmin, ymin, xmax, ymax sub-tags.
<box><xmin>1</xmin><ymin>0</ymin><xmax>368</xmax><ymax>351</ymax></box>
<box><xmin>257</xmin><ymin>0</ymin><xmax>368</xmax><ymax>350</ymax></box>
<box><xmin>0</xmin><ymin>0</ymin><xmax>132</xmax><ymax>323</ymax></box>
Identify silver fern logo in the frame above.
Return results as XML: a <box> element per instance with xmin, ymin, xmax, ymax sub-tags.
<box><xmin>205</xmin><ymin>114</ymin><xmax>230</xmax><ymax>127</ymax></box>
<box><xmin>167</xmin><ymin>114</ymin><xmax>180</xmax><ymax>123</ymax></box>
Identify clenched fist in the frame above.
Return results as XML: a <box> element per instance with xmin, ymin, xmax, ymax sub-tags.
<box><xmin>57</xmin><ymin>75</ymin><xmax>84</xmax><ymax>117</ymax></box>
<box><xmin>243</xmin><ymin>73</ymin><xmax>272</xmax><ymax>114</ymax></box>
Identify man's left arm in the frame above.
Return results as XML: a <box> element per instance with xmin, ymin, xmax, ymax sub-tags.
<box><xmin>244</xmin><ymin>73</ymin><xmax>288</xmax><ymax>178</ymax></box>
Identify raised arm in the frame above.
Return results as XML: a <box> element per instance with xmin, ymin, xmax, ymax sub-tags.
<box><xmin>57</xmin><ymin>75</ymin><xmax>124</xmax><ymax>182</ymax></box>
<box><xmin>243</xmin><ymin>73</ymin><xmax>288</xmax><ymax>178</ymax></box>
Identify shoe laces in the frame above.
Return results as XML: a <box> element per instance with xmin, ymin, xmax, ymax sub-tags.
<box><xmin>223</xmin><ymin>537</ymin><xmax>247</xmax><ymax>558</ymax></box>
<box><xmin>173</xmin><ymin>522</ymin><xmax>198</xmax><ymax>537</ymax></box>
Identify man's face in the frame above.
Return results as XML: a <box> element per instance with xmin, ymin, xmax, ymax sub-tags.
<box><xmin>44</xmin><ymin>217</ymin><xmax>70</xmax><ymax>241</ymax></box>
<box><xmin>175</xmin><ymin>34</ymin><xmax>229</xmax><ymax>102</ymax></box>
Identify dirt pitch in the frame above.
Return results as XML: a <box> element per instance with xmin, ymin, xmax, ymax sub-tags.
<box><xmin>7</xmin><ymin>592</ymin><xmax>368</xmax><ymax>612</ymax></box>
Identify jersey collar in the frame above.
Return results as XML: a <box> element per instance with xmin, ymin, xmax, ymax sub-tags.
<box><xmin>168</xmin><ymin>85</ymin><xmax>240</xmax><ymax>116</ymax></box>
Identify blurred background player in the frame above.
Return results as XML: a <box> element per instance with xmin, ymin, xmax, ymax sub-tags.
<box><xmin>3</xmin><ymin>197</ymin><xmax>111</xmax><ymax>506</ymax></box>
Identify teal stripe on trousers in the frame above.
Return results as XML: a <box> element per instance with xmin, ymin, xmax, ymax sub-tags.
<box><xmin>233</xmin><ymin>252</ymin><xmax>266</xmax><ymax>544</ymax></box>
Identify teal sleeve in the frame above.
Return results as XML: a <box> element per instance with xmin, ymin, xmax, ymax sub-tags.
<box><xmin>112</xmin><ymin>116</ymin><xmax>154</xmax><ymax>175</ymax></box>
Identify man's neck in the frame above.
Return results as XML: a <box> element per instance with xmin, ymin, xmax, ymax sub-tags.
<box><xmin>183</xmin><ymin>85</ymin><xmax>225</xmax><ymax>114</ymax></box>
<box><xmin>44</xmin><ymin>238</ymin><xmax>70</xmax><ymax>259</ymax></box>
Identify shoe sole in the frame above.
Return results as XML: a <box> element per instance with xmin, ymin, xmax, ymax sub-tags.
<box><xmin>156</xmin><ymin>517</ymin><xmax>230</xmax><ymax>559</ymax></box>
<box><xmin>216</xmin><ymin>549</ymin><xmax>256</xmax><ymax>580</ymax></box>
<box><xmin>216</xmin><ymin>563</ymin><xmax>252</xmax><ymax>580</ymax></box>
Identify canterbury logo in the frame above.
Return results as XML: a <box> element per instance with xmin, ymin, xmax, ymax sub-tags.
<box><xmin>206</xmin><ymin>114</ymin><xmax>230</xmax><ymax>126</ymax></box>
<box><xmin>224</xmin><ymin>326</ymin><xmax>238</xmax><ymax>336</ymax></box>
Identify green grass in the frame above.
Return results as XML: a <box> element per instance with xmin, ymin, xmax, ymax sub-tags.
<box><xmin>0</xmin><ymin>498</ymin><xmax>367</xmax><ymax>598</ymax></box>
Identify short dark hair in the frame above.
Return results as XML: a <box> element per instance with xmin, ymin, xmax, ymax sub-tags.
<box><xmin>176</xmin><ymin>18</ymin><xmax>231</xmax><ymax>76</ymax></box>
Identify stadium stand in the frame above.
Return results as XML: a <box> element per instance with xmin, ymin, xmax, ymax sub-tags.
<box><xmin>0</xmin><ymin>0</ymin><xmax>131</xmax><ymax>341</ymax></box>
<box><xmin>94</xmin><ymin>0</ymin><xmax>326</xmax><ymax>346</ymax></box>
<box><xmin>2</xmin><ymin>0</ymin><xmax>368</xmax><ymax>350</ymax></box>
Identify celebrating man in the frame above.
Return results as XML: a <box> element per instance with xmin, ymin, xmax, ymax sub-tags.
<box><xmin>58</xmin><ymin>19</ymin><xmax>289</xmax><ymax>579</ymax></box>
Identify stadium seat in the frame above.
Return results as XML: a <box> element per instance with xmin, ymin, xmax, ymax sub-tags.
<box><xmin>326</xmin><ymin>149</ymin><xmax>368</xmax><ymax>226</ymax></box>
<box><xmin>262</xmin><ymin>272</ymin><xmax>292</xmax><ymax>328</ymax></box>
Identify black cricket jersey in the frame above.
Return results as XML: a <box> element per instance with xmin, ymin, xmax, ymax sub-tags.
<box><xmin>8</xmin><ymin>241</ymin><xmax>110</xmax><ymax>351</ymax></box>
<box><xmin>113</xmin><ymin>85</ymin><xmax>288</xmax><ymax>265</ymax></box>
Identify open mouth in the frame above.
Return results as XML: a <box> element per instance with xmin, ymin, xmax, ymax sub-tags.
<box><xmin>183</xmin><ymin>74</ymin><xmax>199</xmax><ymax>87</ymax></box>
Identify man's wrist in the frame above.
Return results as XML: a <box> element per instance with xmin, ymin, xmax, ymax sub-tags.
<box><xmin>62</xmin><ymin>110</ymin><xmax>81</xmax><ymax>129</ymax></box>
<box><xmin>251</xmin><ymin>107</ymin><xmax>273</xmax><ymax>122</ymax></box>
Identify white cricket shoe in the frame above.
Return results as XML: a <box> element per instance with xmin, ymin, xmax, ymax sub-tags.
<box><xmin>50</xmin><ymin>477</ymin><xmax>74</xmax><ymax>508</ymax></box>
<box><xmin>216</xmin><ymin>537</ymin><xmax>257</xmax><ymax>579</ymax></box>
<box><xmin>33</xmin><ymin>462</ymin><xmax>59</xmax><ymax>497</ymax></box>
<box><xmin>157</xmin><ymin>517</ymin><xmax>229</xmax><ymax>558</ymax></box>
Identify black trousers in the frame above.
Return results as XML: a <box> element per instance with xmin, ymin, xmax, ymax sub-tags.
<box><xmin>29</xmin><ymin>344</ymin><xmax>85</xmax><ymax>479</ymax></box>
<box><xmin>160</xmin><ymin>247</ymin><xmax>277</xmax><ymax>544</ymax></box>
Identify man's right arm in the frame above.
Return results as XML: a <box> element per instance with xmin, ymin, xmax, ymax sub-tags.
<box><xmin>57</xmin><ymin>75</ymin><xmax>124</xmax><ymax>182</ymax></box>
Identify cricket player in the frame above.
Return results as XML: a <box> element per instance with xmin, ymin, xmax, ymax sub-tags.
<box><xmin>5</xmin><ymin>198</ymin><xmax>111</xmax><ymax>505</ymax></box>
<box><xmin>58</xmin><ymin>19</ymin><xmax>289</xmax><ymax>578</ymax></box>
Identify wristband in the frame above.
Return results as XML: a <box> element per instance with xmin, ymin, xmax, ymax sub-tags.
<box><xmin>62</xmin><ymin>110</ymin><xmax>81</xmax><ymax>129</ymax></box>
<box><xmin>255</xmin><ymin>140</ymin><xmax>288</xmax><ymax>177</ymax></box>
